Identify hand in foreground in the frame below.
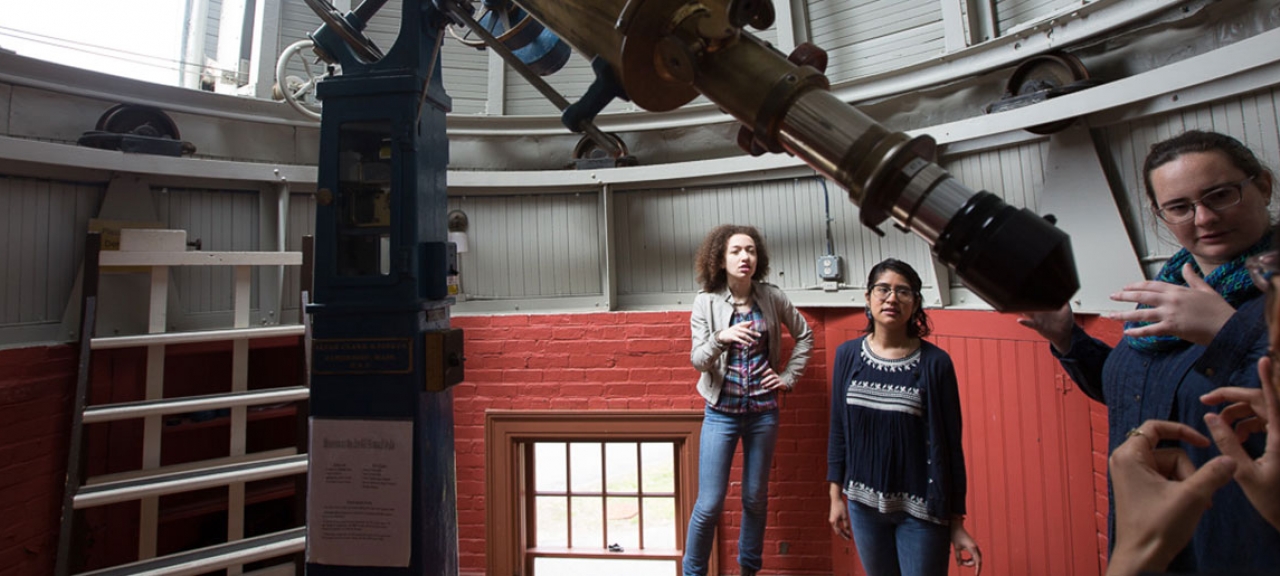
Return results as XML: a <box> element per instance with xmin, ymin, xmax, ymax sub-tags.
<box><xmin>1203</xmin><ymin>356</ymin><xmax>1280</xmax><ymax>531</ymax></box>
<box><xmin>1106</xmin><ymin>263</ymin><xmax>1236</xmax><ymax>346</ymax></box>
<box><xmin>950</xmin><ymin>520</ymin><xmax>982</xmax><ymax>575</ymax></box>
<box><xmin>1015</xmin><ymin>303</ymin><xmax>1074</xmax><ymax>354</ymax></box>
<box><xmin>717</xmin><ymin>320</ymin><xmax>759</xmax><ymax>346</ymax></box>
<box><xmin>1105</xmin><ymin>420</ymin><xmax>1236</xmax><ymax>576</ymax></box>
<box><xmin>827</xmin><ymin>484</ymin><xmax>851</xmax><ymax>541</ymax></box>
<box><xmin>1200</xmin><ymin>384</ymin><xmax>1270</xmax><ymax>444</ymax></box>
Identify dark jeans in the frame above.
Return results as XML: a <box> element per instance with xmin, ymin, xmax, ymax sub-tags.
<box><xmin>848</xmin><ymin>501</ymin><xmax>950</xmax><ymax>576</ymax></box>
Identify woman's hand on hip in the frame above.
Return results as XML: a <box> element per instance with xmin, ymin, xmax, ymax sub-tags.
<box><xmin>760</xmin><ymin>367</ymin><xmax>789</xmax><ymax>391</ymax></box>
<box><xmin>1016</xmin><ymin>303</ymin><xmax>1074</xmax><ymax>353</ymax></box>
<box><xmin>1106</xmin><ymin>263</ymin><xmax>1236</xmax><ymax>346</ymax></box>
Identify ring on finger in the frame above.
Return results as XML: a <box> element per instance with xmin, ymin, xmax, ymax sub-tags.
<box><xmin>1126</xmin><ymin>426</ymin><xmax>1157</xmax><ymax>448</ymax></box>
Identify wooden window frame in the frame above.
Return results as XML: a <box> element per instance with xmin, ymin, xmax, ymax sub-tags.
<box><xmin>485</xmin><ymin>410</ymin><xmax>706</xmax><ymax>576</ymax></box>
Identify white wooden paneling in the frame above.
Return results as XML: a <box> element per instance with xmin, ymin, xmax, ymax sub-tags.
<box><xmin>820</xmin><ymin>179</ymin><xmax>937</xmax><ymax>291</ymax></box>
<box><xmin>154</xmin><ymin>187</ymin><xmax>261</xmax><ymax>316</ymax></box>
<box><xmin>614</xmin><ymin>178</ymin><xmax>935</xmax><ymax>295</ymax></box>
<box><xmin>1096</xmin><ymin>85</ymin><xmax>1280</xmax><ymax>276</ymax></box>
<box><xmin>283</xmin><ymin>192</ymin><xmax>316</xmax><ymax>320</ymax></box>
<box><xmin>278</xmin><ymin>0</ymin><xmax>322</xmax><ymax>48</ymax></box>
<box><xmin>0</xmin><ymin>176</ymin><xmax>102</xmax><ymax>325</ymax></box>
<box><xmin>942</xmin><ymin>139</ymin><xmax>1049</xmax><ymax>212</ymax></box>
<box><xmin>806</xmin><ymin>0</ymin><xmax>945</xmax><ymax>83</ymax></box>
<box><xmin>275</xmin><ymin>0</ymin><xmax>488</xmax><ymax>115</ymax></box>
<box><xmin>208</xmin><ymin>0</ymin><xmax>224</xmax><ymax>62</ymax></box>
<box><xmin>441</xmin><ymin>37</ymin><xmax>490</xmax><ymax>115</ymax></box>
<box><xmin>448</xmin><ymin>194</ymin><xmax>601</xmax><ymax>299</ymax></box>
<box><xmin>362</xmin><ymin>0</ymin><xmax>405</xmax><ymax>56</ymax></box>
<box><xmin>276</xmin><ymin>0</ymin><xmax>325</xmax><ymax>100</ymax></box>
<box><xmin>338</xmin><ymin>0</ymin><xmax>493</xmax><ymax>115</ymax></box>
<box><xmin>995</xmin><ymin>0</ymin><xmax>1080</xmax><ymax>36</ymax></box>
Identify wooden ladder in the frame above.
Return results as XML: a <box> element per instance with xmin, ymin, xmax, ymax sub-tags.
<box><xmin>55</xmin><ymin>229</ymin><xmax>312</xmax><ymax>576</ymax></box>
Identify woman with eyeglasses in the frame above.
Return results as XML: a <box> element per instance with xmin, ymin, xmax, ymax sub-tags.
<box><xmin>1088</xmin><ymin>234</ymin><xmax>1280</xmax><ymax>576</ymax></box>
<box><xmin>685</xmin><ymin>224</ymin><xmax>813</xmax><ymax>576</ymax></box>
<box><xmin>1019</xmin><ymin>130</ymin><xmax>1276</xmax><ymax>572</ymax></box>
<box><xmin>826</xmin><ymin>259</ymin><xmax>981</xmax><ymax>576</ymax></box>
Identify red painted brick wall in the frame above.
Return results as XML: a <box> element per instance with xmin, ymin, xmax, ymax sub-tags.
<box><xmin>451</xmin><ymin>310</ymin><xmax>833</xmax><ymax>576</ymax></box>
<box><xmin>1</xmin><ymin>309</ymin><xmax>1115</xmax><ymax>576</ymax></box>
<box><xmin>0</xmin><ymin>345</ymin><xmax>77</xmax><ymax>576</ymax></box>
<box><xmin>1079</xmin><ymin>315</ymin><xmax>1122</xmax><ymax>575</ymax></box>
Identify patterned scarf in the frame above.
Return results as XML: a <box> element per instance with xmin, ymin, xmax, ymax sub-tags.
<box><xmin>1125</xmin><ymin>230</ymin><xmax>1272</xmax><ymax>353</ymax></box>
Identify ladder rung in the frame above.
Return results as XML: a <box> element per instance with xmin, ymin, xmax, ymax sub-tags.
<box><xmin>74</xmin><ymin>454</ymin><xmax>307</xmax><ymax>509</ymax></box>
<box><xmin>83</xmin><ymin>387</ymin><xmax>309</xmax><ymax>424</ymax></box>
<box><xmin>99</xmin><ymin>250</ymin><xmax>303</xmax><ymax>267</ymax></box>
<box><xmin>87</xmin><ymin>449</ymin><xmax>297</xmax><ymax>486</ymax></box>
<box><xmin>75</xmin><ymin>526</ymin><xmax>305</xmax><ymax>576</ymax></box>
<box><xmin>91</xmin><ymin>324</ymin><xmax>305</xmax><ymax>349</ymax></box>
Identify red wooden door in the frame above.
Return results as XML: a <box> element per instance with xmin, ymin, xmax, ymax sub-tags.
<box><xmin>825</xmin><ymin>309</ymin><xmax>1103</xmax><ymax>576</ymax></box>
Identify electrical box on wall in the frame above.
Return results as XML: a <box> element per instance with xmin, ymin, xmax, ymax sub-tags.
<box><xmin>818</xmin><ymin>255</ymin><xmax>843</xmax><ymax>281</ymax></box>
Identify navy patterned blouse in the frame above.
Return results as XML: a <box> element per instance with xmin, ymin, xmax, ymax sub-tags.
<box><xmin>840</xmin><ymin>338</ymin><xmax>939</xmax><ymax>524</ymax></box>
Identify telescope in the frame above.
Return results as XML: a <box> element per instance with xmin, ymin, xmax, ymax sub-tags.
<box><xmin>292</xmin><ymin>0</ymin><xmax>1079</xmax><ymax>312</ymax></box>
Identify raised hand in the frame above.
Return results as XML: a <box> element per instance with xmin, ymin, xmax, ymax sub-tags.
<box><xmin>716</xmin><ymin>320</ymin><xmax>759</xmax><ymax>346</ymax></box>
<box><xmin>1016</xmin><ymin>303</ymin><xmax>1074</xmax><ymax>353</ymax></box>
<box><xmin>1106</xmin><ymin>263</ymin><xmax>1237</xmax><ymax>346</ymax></box>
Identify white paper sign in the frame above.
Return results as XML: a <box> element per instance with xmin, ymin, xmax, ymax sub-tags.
<box><xmin>307</xmin><ymin>418</ymin><xmax>413</xmax><ymax>567</ymax></box>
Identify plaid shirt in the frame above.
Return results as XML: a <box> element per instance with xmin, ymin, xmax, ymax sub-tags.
<box><xmin>714</xmin><ymin>306</ymin><xmax>778</xmax><ymax>414</ymax></box>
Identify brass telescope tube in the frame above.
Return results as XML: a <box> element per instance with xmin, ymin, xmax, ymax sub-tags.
<box><xmin>693</xmin><ymin>35</ymin><xmax>1078</xmax><ymax>310</ymax></box>
<box><xmin>508</xmin><ymin>0</ymin><xmax>1078</xmax><ymax>311</ymax></box>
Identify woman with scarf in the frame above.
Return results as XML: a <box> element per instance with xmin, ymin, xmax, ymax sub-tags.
<box><xmin>1019</xmin><ymin>130</ymin><xmax>1277</xmax><ymax>572</ymax></box>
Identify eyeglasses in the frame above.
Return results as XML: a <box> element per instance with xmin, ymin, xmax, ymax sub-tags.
<box><xmin>1248</xmin><ymin>249</ymin><xmax>1279</xmax><ymax>292</ymax></box>
<box><xmin>1154</xmin><ymin>175</ymin><xmax>1253</xmax><ymax>224</ymax></box>
<box><xmin>870</xmin><ymin>284</ymin><xmax>916</xmax><ymax>301</ymax></box>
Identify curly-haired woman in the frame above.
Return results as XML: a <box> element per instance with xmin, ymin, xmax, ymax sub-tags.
<box><xmin>683</xmin><ymin>224</ymin><xmax>813</xmax><ymax>576</ymax></box>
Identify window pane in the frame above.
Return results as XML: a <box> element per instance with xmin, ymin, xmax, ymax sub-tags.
<box><xmin>640</xmin><ymin>442</ymin><xmax>675</xmax><ymax>494</ymax></box>
<box><xmin>642</xmin><ymin>497</ymin><xmax>677</xmax><ymax>550</ymax></box>
<box><xmin>570</xmin><ymin>496</ymin><xmax>603</xmax><ymax>549</ymax></box>
<box><xmin>569</xmin><ymin>442</ymin><xmax>603</xmax><ymax>493</ymax></box>
<box><xmin>533</xmin><ymin>557</ymin><xmax>678</xmax><ymax>576</ymax></box>
<box><xmin>535</xmin><ymin>443</ymin><xmax>567</xmax><ymax>492</ymax></box>
<box><xmin>606</xmin><ymin>496</ymin><xmax>641</xmax><ymax>550</ymax></box>
<box><xmin>605</xmin><ymin>443</ymin><xmax>639</xmax><ymax>493</ymax></box>
<box><xmin>535</xmin><ymin>496</ymin><xmax>568</xmax><ymax>548</ymax></box>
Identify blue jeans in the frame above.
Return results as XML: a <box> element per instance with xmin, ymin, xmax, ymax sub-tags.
<box><xmin>848</xmin><ymin>501</ymin><xmax>951</xmax><ymax>576</ymax></box>
<box><xmin>682</xmin><ymin>407</ymin><xmax>779</xmax><ymax>576</ymax></box>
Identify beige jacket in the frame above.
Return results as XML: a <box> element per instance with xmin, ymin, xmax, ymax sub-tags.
<box><xmin>689</xmin><ymin>282</ymin><xmax>814</xmax><ymax>405</ymax></box>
